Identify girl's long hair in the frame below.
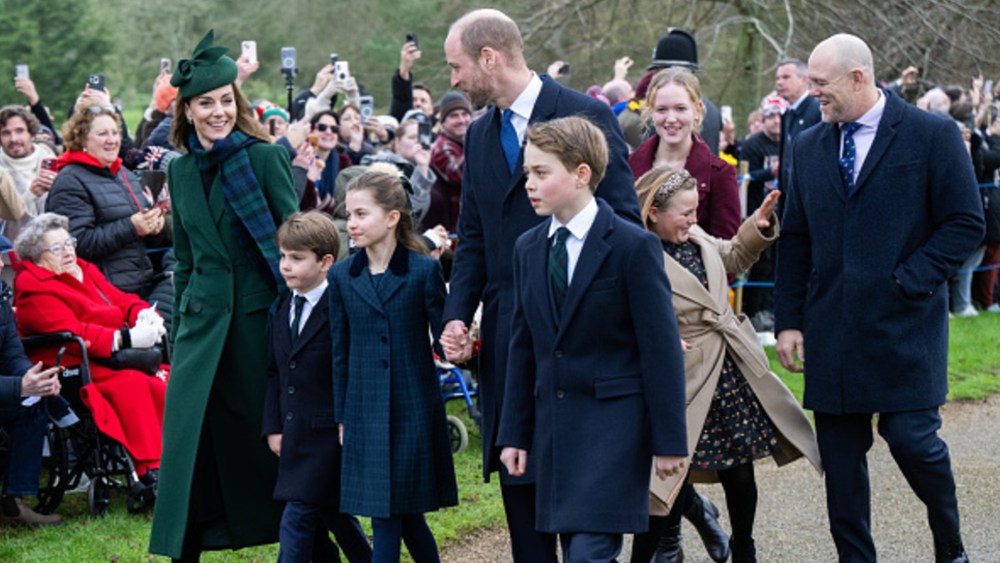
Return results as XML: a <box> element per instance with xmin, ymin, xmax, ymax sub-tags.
<box><xmin>346</xmin><ymin>168</ymin><xmax>428</xmax><ymax>254</ymax></box>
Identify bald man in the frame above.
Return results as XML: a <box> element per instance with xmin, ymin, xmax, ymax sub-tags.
<box><xmin>438</xmin><ymin>9</ymin><xmax>641</xmax><ymax>563</ymax></box>
<box><xmin>774</xmin><ymin>34</ymin><xmax>981</xmax><ymax>563</ymax></box>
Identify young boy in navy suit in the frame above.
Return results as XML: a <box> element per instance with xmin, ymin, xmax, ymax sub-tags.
<box><xmin>497</xmin><ymin>117</ymin><xmax>688</xmax><ymax>563</ymax></box>
<box><xmin>262</xmin><ymin>211</ymin><xmax>372</xmax><ymax>563</ymax></box>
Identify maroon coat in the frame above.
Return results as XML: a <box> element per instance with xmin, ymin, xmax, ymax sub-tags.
<box><xmin>629</xmin><ymin>134</ymin><xmax>740</xmax><ymax>239</ymax></box>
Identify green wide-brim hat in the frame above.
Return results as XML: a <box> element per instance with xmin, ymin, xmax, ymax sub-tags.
<box><xmin>170</xmin><ymin>29</ymin><xmax>239</xmax><ymax>99</ymax></box>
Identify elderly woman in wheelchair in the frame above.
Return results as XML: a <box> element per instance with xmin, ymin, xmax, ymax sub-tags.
<box><xmin>11</xmin><ymin>213</ymin><xmax>168</xmax><ymax>508</ymax></box>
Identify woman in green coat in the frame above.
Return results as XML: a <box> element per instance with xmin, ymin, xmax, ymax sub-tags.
<box><xmin>148</xmin><ymin>31</ymin><xmax>298</xmax><ymax>561</ymax></box>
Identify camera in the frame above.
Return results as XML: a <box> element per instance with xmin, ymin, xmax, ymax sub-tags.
<box><xmin>359</xmin><ymin>95</ymin><xmax>374</xmax><ymax>122</ymax></box>
<box><xmin>406</xmin><ymin>33</ymin><xmax>419</xmax><ymax>48</ymax></box>
<box><xmin>280</xmin><ymin>47</ymin><xmax>297</xmax><ymax>77</ymax></box>
<box><xmin>88</xmin><ymin>73</ymin><xmax>105</xmax><ymax>91</ymax></box>
<box><xmin>335</xmin><ymin>61</ymin><xmax>350</xmax><ymax>83</ymax></box>
<box><xmin>330</xmin><ymin>53</ymin><xmax>339</xmax><ymax>67</ymax></box>
<box><xmin>15</xmin><ymin>64</ymin><xmax>29</xmax><ymax>80</ymax></box>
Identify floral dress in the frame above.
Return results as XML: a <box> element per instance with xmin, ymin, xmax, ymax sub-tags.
<box><xmin>664</xmin><ymin>240</ymin><xmax>779</xmax><ymax>470</ymax></box>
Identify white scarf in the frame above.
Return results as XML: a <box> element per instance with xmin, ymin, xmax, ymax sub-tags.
<box><xmin>0</xmin><ymin>143</ymin><xmax>54</xmax><ymax>216</ymax></box>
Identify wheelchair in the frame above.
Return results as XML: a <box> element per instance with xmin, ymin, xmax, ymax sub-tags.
<box><xmin>21</xmin><ymin>332</ymin><xmax>150</xmax><ymax>516</ymax></box>
<box><xmin>437</xmin><ymin>358</ymin><xmax>481</xmax><ymax>454</ymax></box>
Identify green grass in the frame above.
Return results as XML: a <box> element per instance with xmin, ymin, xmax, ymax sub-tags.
<box><xmin>1</xmin><ymin>315</ymin><xmax>998</xmax><ymax>560</ymax></box>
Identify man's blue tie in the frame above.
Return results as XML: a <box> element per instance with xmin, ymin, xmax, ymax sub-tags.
<box><xmin>839</xmin><ymin>122</ymin><xmax>861</xmax><ymax>195</ymax></box>
<box><xmin>501</xmin><ymin>108</ymin><xmax>520</xmax><ymax>174</ymax></box>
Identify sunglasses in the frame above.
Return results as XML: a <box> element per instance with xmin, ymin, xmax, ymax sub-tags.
<box><xmin>85</xmin><ymin>105</ymin><xmax>116</xmax><ymax>115</ymax></box>
<box><xmin>315</xmin><ymin>123</ymin><xmax>338</xmax><ymax>133</ymax></box>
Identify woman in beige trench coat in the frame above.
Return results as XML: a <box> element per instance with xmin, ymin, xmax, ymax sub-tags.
<box><xmin>632</xmin><ymin>166</ymin><xmax>821</xmax><ymax>563</ymax></box>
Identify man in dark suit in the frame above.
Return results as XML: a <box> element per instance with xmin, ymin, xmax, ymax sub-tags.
<box><xmin>774</xmin><ymin>34</ymin><xmax>983</xmax><ymax>563</ymax></box>
<box><xmin>438</xmin><ymin>9</ymin><xmax>640</xmax><ymax>563</ymax></box>
<box><xmin>775</xmin><ymin>58</ymin><xmax>821</xmax><ymax>194</ymax></box>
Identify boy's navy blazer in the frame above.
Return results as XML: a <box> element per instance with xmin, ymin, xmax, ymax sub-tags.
<box><xmin>262</xmin><ymin>286</ymin><xmax>344</xmax><ymax>506</ymax></box>
<box><xmin>443</xmin><ymin>74</ymin><xmax>642</xmax><ymax>480</ymax></box>
<box><xmin>497</xmin><ymin>199</ymin><xmax>687</xmax><ymax>533</ymax></box>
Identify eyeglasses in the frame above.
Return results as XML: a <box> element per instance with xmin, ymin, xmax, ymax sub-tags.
<box><xmin>43</xmin><ymin>237</ymin><xmax>78</xmax><ymax>256</ymax></box>
<box><xmin>315</xmin><ymin>123</ymin><xmax>338</xmax><ymax>133</ymax></box>
<box><xmin>85</xmin><ymin>105</ymin><xmax>116</xmax><ymax>115</ymax></box>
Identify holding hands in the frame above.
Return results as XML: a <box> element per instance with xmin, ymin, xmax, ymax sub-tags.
<box><xmin>441</xmin><ymin>320</ymin><xmax>473</xmax><ymax>363</ymax></box>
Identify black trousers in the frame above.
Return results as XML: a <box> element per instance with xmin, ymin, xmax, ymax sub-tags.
<box><xmin>815</xmin><ymin>408</ymin><xmax>961</xmax><ymax>562</ymax></box>
<box><xmin>501</xmin><ymin>482</ymin><xmax>558</xmax><ymax>563</ymax></box>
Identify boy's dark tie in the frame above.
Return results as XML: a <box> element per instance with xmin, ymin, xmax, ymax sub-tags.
<box><xmin>549</xmin><ymin>227</ymin><xmax>570</xmax><ymax>314</ymax></box>
<box><xmin>291</xmin><ymin>294</ymin><xmax>307</xmax><ymax>340</ymax></box>
<box><xmin>839</xmin><ymin>122</ymin><xmax>861</xmax><ymax>195</ymax></box>
<box><xmin>501</xmin><ymin>109</ymin><xmax>520</xmax><ymax>174</ymax></box>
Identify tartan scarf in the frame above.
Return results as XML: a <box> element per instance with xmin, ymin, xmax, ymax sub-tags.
<box><xmin>187</xmin><ymin>130</ymin><xmax>281</xmax><ymax>283</ymax></box>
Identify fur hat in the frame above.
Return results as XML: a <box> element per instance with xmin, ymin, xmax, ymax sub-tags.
<box><xmin>649</xmin><ymin>29</ymin><xmax>699</xmax><ymax>72</ymax></box>
<box><xmin>437</xmin><ymin>90</ymin><xmax>471</xmax><ymax>121</ymax></box>
<box><xmin>170</xmin><ymin>30</ymin><xmax>238</xmax><ymax>99</ymax></box>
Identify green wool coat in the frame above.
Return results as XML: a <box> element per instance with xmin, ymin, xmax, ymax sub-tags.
<box><xmin>149</xmin><ymin>142</ymin><xmax>298</xmax><ymax>558</ymax></box>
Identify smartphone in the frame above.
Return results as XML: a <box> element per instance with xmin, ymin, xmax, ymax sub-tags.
<box><xmin>418</xmin><ymin>120</ymin><xmax>433</xmax><ymax>150</ymax></box>
<box><xmin>54</xmin><ymin>346</ymin><xmax>66</xmax><ymax>368</ymax></box>
<box><xmin>241</xmin><ymin>41</ymin><xmax>257</xmax><ymax>66</ymax></box>
<box><xmin>159</xmin><ymin>58</ymin><xmax>171</xmax><ymax>75</ymax></box>
<box><xmin>335</xmin><ymin>61</ymin><xmax>350</xmax><ymax>83</ymax></box>
<box><xmin>405</xmin><ymin>33</ymin><xmax>419</xmax><ymax>48</ymax></box>
<box><xmin>15</xmin><ymin>64</ymin><xmax>29</xmax><ymax>80</ymax></box>
<box><xmin>41</xmin><ymin>157</ymin><xmax>57</xmax><ymax>172</ymax></box>
<box><xmin>359</xmin><ymin>95</ymin><xmax>374</xmax><ymax>122</ymax></box>
<box><xmin>721</xmin><ymin>105</ymin><xmax>733</xmax><ymax>122</ymax></box>
<box><xmin>88</xmin><ymin>73</ymin><xmax>105</xmax><ymax>91</ymax></box>
<box><xmin>986</xmin><ymin>80</ymin><xmax>995</xmax><ymax>95</ymax></box>
<box><xmin>280</xmin><ymin>47</ymin><xmax>297</xmax><ymax>75</ymax></box>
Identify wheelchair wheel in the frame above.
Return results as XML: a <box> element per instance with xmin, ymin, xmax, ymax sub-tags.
<box><xmin>87</xmin><ymin>476</ymin><xmax>110</xmax><ymax>516</ymax></box>
<box><xmin>36</xmin><ymin>424</ymin><xmax>70</xmax><ymax>515</ymax></box>
<box><xmin>446</xmin><ymin>415</ymin><xmax>468</xmax><ymax>454</ymax></box>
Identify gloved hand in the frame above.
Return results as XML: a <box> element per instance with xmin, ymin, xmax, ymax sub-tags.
<box><xmin>129</xmin><ymin>323</ymin><xmax>162</xmax><ymax>349</ymax></box>
<box><xmin>136</xmin><ymin>307</ymin><xmax>160</xmax><ymax>326</ymax></box>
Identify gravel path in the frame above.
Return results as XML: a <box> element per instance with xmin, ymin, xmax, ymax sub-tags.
<box><xmin>441</xmin><ymin>395</ymin><xmax>1000</xmax><ymax>562</ymax></box>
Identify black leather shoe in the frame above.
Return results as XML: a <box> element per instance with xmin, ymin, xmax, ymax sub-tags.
<box><xmin>935</xmin><ymin>535</ymin><xmax>969</xmax><ymax>563</ymax></box>
<box><xmin>652</xmin><ymin>524</ymin><xmax>684</xmax><ymax>563</ymax></box>
<box><xmin>730</xmin><ymin>537</ymin><xmax>756</xmax><ymax>563</ymax></box>
<box><xmin>684</xmin><ymin>493</ymin><xmax>730</xmax><ymax>562</ymax></box>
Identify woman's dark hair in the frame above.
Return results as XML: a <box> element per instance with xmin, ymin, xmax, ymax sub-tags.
<box><xmin>345</xmin><ymin>169</ymin><xmax>428</xmax><ymax>255</ymax></box>
<box><xmin>310</xmin><ymin>110</ymin><xmax>339</xmax><ymax>130</ymax></box>
<box><xmin>169</xmin><ymin>83</ymin><xmax>267</xmax><ymax>151</ymax></box>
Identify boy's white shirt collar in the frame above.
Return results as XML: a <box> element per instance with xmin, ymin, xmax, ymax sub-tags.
<box><xmin>548</xmin><ymin>196</ymin><xmax>598</xmax><ymax>241</ymax></box>
<box><xmin>293</xmin><ymin>278</ymin><xmax>329</xmax><ymax>306</ymax></box>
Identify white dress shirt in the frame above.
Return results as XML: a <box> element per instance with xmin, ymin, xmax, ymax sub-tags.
<box><xmin>289</xmin><ymin>278</ymin><xmax>328</xmax><ymax>335</ymax></box>
<box><xmin>505</xmin><ymin>73</ymin><xmax>544</xmax><ymax>145</ymax></box>
<box><xmin>840</xmin><ymin>91</ymin><xmax>886</xmax><ymax>183</ymax></box>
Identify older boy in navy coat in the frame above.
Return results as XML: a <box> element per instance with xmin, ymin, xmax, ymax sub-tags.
<box><xmin>262</xmin><ymin>212</ymin><xmax>371</xmax><ymax>563</ymax></box>
<box><xmin>497</xmin><ymin>117</ymin><xmax>687</xmax><ymax>563</ymax></box>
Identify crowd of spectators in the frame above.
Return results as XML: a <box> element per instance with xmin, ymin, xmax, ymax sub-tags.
<box><xmin>0</xmin><ymin>23</ymin><xmax>996</xmax><ymax>552</ymax></box>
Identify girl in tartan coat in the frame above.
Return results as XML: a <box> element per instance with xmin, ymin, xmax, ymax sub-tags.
<box><xmin>330</xmin><ymin>168</ymin><xmax>457</xmax><ymax>563</ymax></box>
